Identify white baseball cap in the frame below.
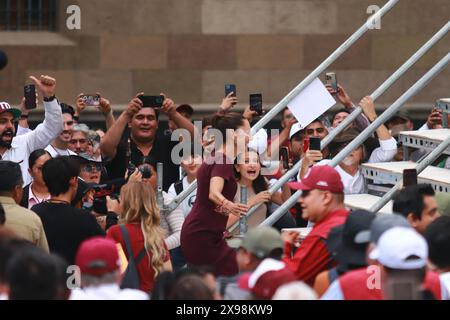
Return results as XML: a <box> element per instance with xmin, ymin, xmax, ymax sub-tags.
<box><xmin>248</xmin><ymin>128</ymin><xmax>267</xmax><ymax>154</ymax></box>
<box><xmin>369</xmin><ymin>227</ymin><xmax>428</xmax><ymax>270</ymax></box>
<box><xmin>289</xmin><ymin>123</ymin><xmax>304</xmax><ymax>140</ymax></box>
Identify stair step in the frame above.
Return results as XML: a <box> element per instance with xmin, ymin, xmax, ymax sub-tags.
<box><xmin>362</xmin><ymin>162</ymin><xmax>450</xmax><ymax>193</ymax></box>
<box><xmin>344</xmin><ymin>194</ymin><xmax>393</xmax><ymax>214</ymax></box>
<box><xmin>399</xmin><ymin>129</ymin><xmax>450</xmax><ymax>156</ymax></box>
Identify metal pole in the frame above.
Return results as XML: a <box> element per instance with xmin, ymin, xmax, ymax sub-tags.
<box><xmin>228</xmin><ymin>159</ymin><xmax>303</xmax><ymax>233</ymax></box>
<box><xmin>260</xmin><ymin>190</ymin><xmax>303</xmax><ymax>227</ymax></box>
<box><xmin>370</xmin><ymin>135</ymin><xmax>450</xmax><ymax>213</ymax></box>
<box><xmin>167</xmin><ymin>0</ymin><xmax>399</xmax><ymax>212</ymax></box>
<box><xmin>321</xmin><ymin>21</ymin><xmax>450</xmax><ymax>149</ymax></box>
<box><xmin>250</xmin><ymin>0</ymin><xmax>399</xmax><ymax>135</ymax></box>
<box><xmin>156</xmin><ymin>162</ymin><xmax>164</xmax><ymax>210</ymax></box>
<box><xmin>259</xmin><ymin>53</ymin><xmax>450</xmax><ymax>227</ymax></box>
<box><xmin>239</xmin><ymin>186</ymin><xmax>248</xmax><ymax>235</ymax></box>
<box><xmin>329</xmin><ymin>53</ymin><xmax>450</xmax><ymax>168</ymax></box>
<box><xmin>230</xmin><ymin>22</ymin><xmax>450</xmax><ymax>232</ymax></box>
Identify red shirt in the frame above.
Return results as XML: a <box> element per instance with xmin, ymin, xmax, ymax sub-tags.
<box><xmin>339</xmin><ymin>267</ymin><xmax>443</xmax><ymax>300</ymax></box>
<box><xmin>282</xmin><ymin>209</ymin><xmax>349</xmax><ymax>286</ymax></box>
<box><xmin>107</xmin><ymin>223</ymin><xmax>170</xmax><ymax>293</ymax></box>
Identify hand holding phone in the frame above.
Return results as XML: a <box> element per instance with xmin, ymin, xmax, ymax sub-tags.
<box><xmin>309</xmin><ymin>137</ymin><xmax>321</xmax><ymax>151</ymax></box>
<box><xmin>81</xmin><ymin>94</ymin><xmax>101</xmax><ymax>106</ymax></box>
<box><xmin>249</xmin><ymin>93</ymin><xmax>263</xmax><ymax>116</ymax></box>
<box><xmin>138</xmin><ymin>95</ymin><xmax>164</xmax><ymax>108</ymax></box>
<box><xmin>225</xmin><ymin>84</ymin><xmax>236</xmax><ymax>98</ymax></box>
<box><xmin>280</xmin><ymin>147</ymin><xmax>290</xmax><ymax>169</ymax></box>
<box><xmin>24</xmin><ymin>85</ymin><xmax>37</xmax><ymax>110</ymax></box>
<box><xmin>325</xmin><ymin>72</ymin><xmax>339</xmax><ymax>93</ymax></box>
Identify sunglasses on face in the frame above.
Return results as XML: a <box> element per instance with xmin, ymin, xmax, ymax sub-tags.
<box><xmin>306</xmin><ymin>127</ymin><xmax>326</xmax><ymax>136</ymax></box>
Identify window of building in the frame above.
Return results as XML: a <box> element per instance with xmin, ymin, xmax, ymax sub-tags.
<box><xmin>0</xmin><ymin>0</ymin><xmax>57</xmax><ymax>31</ymax></box>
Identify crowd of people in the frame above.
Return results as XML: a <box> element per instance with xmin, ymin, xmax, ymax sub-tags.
<box><xmin>0</xmin><ymin>74</ymin><xmax>449</xmax><ymax>300</ymax></box>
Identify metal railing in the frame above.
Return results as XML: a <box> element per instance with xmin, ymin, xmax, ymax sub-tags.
<box><xmin>228</xmin><ymin>22</ymin><xmax>449</xmax><ymax>232</ymax></box>
<box><xmin>370</xmin><ymin>135</ymin><xmax>450</xmax><ymax>212</ymax></box>
<box><xmin>260</xmin><ymin>53</ymin><xmax>450</xmax><ymax>227</ymax></box>
<box><xmin>166</xmin><ymin>0</ymin><xmax>400</xmax><ymax>212</ymax></box>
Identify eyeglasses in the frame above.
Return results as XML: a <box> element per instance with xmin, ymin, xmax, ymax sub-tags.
<box><xmin>82</xmin><ymin>163</ymin><xmax>102</xmax><ymax>173</ymax></box>
<box><xmin>306</xmin><ymin>127</ymin><xmax>326</xmax><ymax>136</ymax></box>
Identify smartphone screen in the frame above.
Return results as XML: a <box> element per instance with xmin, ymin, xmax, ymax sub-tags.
<box><xmin>309</xmin><ymin>137</ymin><xmax>321</xmax><ymax>151</ymax></box>
<box><xmin>249</xmin><ymin>93</ymin><xmax>263</xmax><ymax>115</ymax></box>
<box><xmin>81</xmin><ymin>94</ymin><xmax>101</xmax><ymax>106</ymax></box>
<box><xmin>403</xmin><ymin>168</ymin><xmax>418</xmax><ymax>187</ymax></box>
<box><xmin>225</xmin><ymin>84</ymin><xmax>236</xmax><ymax>97</ymax></box>
<box><xmin>24</xmin><ymin>85</ymin><xmax>37</xmax><ymax>110</ymax></box>
<box><xmin>138</xmin><ymin>95</ymin><xmax>164</xmax><ymax>108</ymax></box>
<box><xmin>280</xmin><ymin>147</ymin><xmax>290</xmax><ymax>169</ymax></box>
<box><xmin>325</xmin><ymin>72</ymin><xmax>338</xmax><ymax>92</ymax></box>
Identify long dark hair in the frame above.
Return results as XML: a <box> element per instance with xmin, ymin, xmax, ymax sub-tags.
<box><xmin>211</xmin><ymin>112</ymin><xmax>245</xmax><ymax>146</ymax></box>
<box><xmin>234</xmin><ymin>149</ymin><xmax>268</xmax><ymax>194</ymax></box>
<box><xmin>28</xmin><ymin>149</ymin><xmax>51</xmax><ymax>169</ymax></box>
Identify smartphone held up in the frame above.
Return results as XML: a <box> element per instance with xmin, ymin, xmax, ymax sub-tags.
<box><xmin>138</xmin><ymin>95</ymin><xmax>164</xmax><ymax>108</ymax></box>
<box><xmin>325</xmin><ymin>72</ymin><xmax>339</xmax><ymax>93</ymax></box>
<box><xmin>81</xmin><ymin>94</ymin><xmax>101</xmax><ymax>106</ymax></box>
<box><xmin>249</xmin><ymin>93</ymin><xmax>263</xmax><ymax>116</ymax></box>
<box><xmin>24</xmin><ymin>84</ymin><xmax>37</xmax><ymax>110</ymax></box>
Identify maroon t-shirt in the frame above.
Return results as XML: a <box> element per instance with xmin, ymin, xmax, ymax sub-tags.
<box><xmin>180</xmin><ymin>153</ymin><xmax>238</xmax><ymax>276</ymax></box>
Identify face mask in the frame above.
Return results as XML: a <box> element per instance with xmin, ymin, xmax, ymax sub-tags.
<box><xmin>342</xmin><ymin>156</ymin><xmax>356</xmax><ymax>166</ymax></box>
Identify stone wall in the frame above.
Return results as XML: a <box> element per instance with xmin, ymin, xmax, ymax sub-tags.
<box><xmin>0</xmin><ymin>0</ymin><xmax>449</xmax><ymax>119</ymax></box>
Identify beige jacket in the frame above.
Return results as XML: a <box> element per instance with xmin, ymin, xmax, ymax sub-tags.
<box><xmin>1</xmin><ymin>196</ymin><xmax>49</xmax><ymax>252</ymax></box>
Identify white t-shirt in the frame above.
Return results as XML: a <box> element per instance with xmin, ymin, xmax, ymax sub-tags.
<box><xmin>70</xmin><ymin>284</ymin><xmax>148</xmax><ymax>300</ymax></box>
<box><xmin>45</xmin><ymin>144</ymin><xmax>76</xmax><ymax>158</ymax></box>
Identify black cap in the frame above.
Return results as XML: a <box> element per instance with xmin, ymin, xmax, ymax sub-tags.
<box><xmin>330</xmin><ymin>210</ymin><xmax>376</xmax><ymax>270</ymax></box>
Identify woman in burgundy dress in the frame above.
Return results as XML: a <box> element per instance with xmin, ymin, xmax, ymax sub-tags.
<box><xmin>181</xmin><ymin>112</ymin><xmax>250</xmax><ymax>276</ymax></box>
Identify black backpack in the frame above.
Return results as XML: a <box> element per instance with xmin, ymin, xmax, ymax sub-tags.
<box><xmin>119</xmin><ymin>224</ymin><xmax>147</xmax><ymax>290</ymax></box>
<box><xmin>173</xmin><ymin>180</ymin><xmax>183</xmax><ymax>195</ymax></box>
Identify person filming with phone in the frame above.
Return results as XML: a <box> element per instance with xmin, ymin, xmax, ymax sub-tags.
<box><xmin>100</xmin><ymin>92</ymin><xmax>194</xmax><ymax>191</ymax></box>
<box><xmin>0</xmin><ymin>75</ymin><xmax>63</xmax><ymax>186</ymax></box>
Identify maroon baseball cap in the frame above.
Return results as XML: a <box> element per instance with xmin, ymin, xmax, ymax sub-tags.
<box><xmin>0</xmin><ymin>102</ymin><xmax>21</xmax><ymax>119</ymax></box>
<box><xmin>238</xmin><ymin>259</ymin><xmax>296</xmax><ymax>300</ymax></box>
<box><xmin>288</xmin><ymin>165</ymin><xmax>343</xmax><ymax>193</ymax></box>
<box><xmin>75</xmin><ymin>237</ymin><xmax>121</xmax><ymax>277</ymax></box>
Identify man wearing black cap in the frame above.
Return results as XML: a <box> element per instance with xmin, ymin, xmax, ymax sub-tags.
<box><xmin>314</xmin><ymin>210</ymin><xmax>376</xmax><ymax>297</ymax></box>
<box><xmin>322</xmin><ymin>214</ymin><xmax>446</xmax><ymax>300</ymax></box>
